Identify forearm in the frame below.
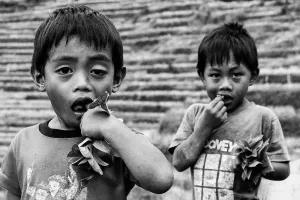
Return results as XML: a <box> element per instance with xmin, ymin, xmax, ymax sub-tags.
<box><xmin>4</xmin><ymin>190</ymin><xmax>20</xmax><ymax>200</ymax></box>
<box><xmin>173</xmin><ymin>125</ymin><xmax>213</xmax><ymax>172</ymax></box>
<box><xmin>262</xmin><ymin>161</ymin><xmax>290</xmax><ymax>180</ymax></box>
<box><xmin>103</xmin><ymin>123</ymin><xmax>173</xmax><ymax>193</ymax></box>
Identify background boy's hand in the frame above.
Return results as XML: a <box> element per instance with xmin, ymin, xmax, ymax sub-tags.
<box><xmin>80</xmin><ymin>107</ymin><xmax>122</xmax><ymax>140</ymax></box>
<box><xmin>200</xmin><ymin>95</ymin><xmax>227</xmax><ymax>130</ymax></box>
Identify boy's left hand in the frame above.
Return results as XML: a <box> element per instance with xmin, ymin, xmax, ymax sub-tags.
<box><xmin>80</xmin><ymin>107</ymin><xmax>121</xmax><ymax>140</ymax></box>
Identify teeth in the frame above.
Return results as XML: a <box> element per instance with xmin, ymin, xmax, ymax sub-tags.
<box><xmin>73</xmin><ymin>105</ymin><xmax>87</xmax><ymax>113</ymax></box>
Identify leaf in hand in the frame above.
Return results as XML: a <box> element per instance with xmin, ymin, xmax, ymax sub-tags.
<box><xmin>67</xmin><ymin>144</ymin><xmax>82</xmax><ymax>157</ymax></box>
<box><xmin>88</xmin><ymin>91</ymin><xmax>111</xmax><ymax>114</ymax></box>
<box><xmin>68</xmin><ymin>92</ymin><xmax>121</xmax><ymax>175</ymax></box>
<box><xmin>232</xmin><ymin>135</ymin><xmax>274</xmax><ymax>185</ymax></box>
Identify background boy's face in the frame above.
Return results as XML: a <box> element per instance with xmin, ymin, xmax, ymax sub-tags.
<box><xmin>39</xmin><ymin>37</ymin><xmax>124</xmax><ymax>130</ymax></box>
<box><xmin>200</xmin><ymin>53</ymin><xmax>257</xmax><ymax>112</ymax></box>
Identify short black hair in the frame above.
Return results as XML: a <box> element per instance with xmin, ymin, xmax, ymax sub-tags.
<box><xmin>31</xmin><ymin>5</ymin><xmax>123</xmax><ymax>77</ymax></box>
<box><xmin>196</xmin><ymin>22</ymin><xmax>258</xmax><ymax>75</ymax></box>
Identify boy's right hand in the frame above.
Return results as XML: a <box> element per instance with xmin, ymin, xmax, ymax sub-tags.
<box><xmin>198</xmin><ymin>95</ymin><xmax>227</xmax><ymax>130</ymax></box>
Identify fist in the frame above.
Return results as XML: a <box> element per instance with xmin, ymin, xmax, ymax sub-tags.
<box><xmin>202</xmin><ymin>95</ymin><xmax>227</xmax><ymax>129</ymax></box>
<box><xmin>80</xmin><ymin>107</ymin><xmax>119</xmax><ymax>140</ymax></box>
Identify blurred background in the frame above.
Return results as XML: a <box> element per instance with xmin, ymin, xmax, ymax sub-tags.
<box><xmin>0</xmin><ymin>0</ymin><xmax>299</xmax><ymax>199</ymax></box>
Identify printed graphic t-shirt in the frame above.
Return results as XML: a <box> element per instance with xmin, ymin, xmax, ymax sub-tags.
<box><xmin>169</xmin><ymin>101</ymin><xmax>290</xmax><ymax>200</ymax></box>
<box><xmin>0</xmin><ymin>121</ymin><xmax>137</xmax><ymax>200</ymax></box>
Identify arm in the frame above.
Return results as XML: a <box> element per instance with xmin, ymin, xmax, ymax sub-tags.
<box><xmin>173</xmin><ymin>96</ymin><xmax>227</xmax><ymax>172</ymax></box>
<box><xmin>263</xmin><ymin>161</ymin><xmax>290</xmax><ymax>180</ymax></box>
<box><xmin>81</xmin><ymin>110</ymin><xmax>173</xmax><ymax>194</ymax></box>
<box><xmin>4</xmin><ymin>190</ymin><xmax>20</xmax><ymax>200</ymax></box>
<box><xmin>260</xmin><ymin>114</ymin><xmax>290</xmax><ymax>181</ymax></box>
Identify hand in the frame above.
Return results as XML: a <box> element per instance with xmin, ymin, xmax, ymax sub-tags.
<box><xmin>199</xmin><ymin>95</ymin><xmax>227</xmax><ymax>130</ymax></box>
<box><xmin>80</xmin><ymin>107</ymin><xmax>122</xmax><ymax>140</ymax></box>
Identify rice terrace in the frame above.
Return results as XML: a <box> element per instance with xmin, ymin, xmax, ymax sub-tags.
<box><xmin>0</xmin><ymin>0</ymin><xmax>299</xmax><ymax>199</ymax></box>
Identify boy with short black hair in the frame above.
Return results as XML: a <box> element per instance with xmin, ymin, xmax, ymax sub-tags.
<box><xmin>169</xmin><ymin>22</ymin><xmax>290</xmax><ymax>200</ymax></box>
<box><xmin>0</xmin><ymin>5</ymin><xmax>173</xmax><ymax>199</ymax></box>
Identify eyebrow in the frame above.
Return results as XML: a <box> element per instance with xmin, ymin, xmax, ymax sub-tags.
<box><xmin>51</xmin><ymin>56</ymin><xmax>78</xmax><ymax>63</ymax></box>
<box><xmin>88</xmin><ymin>54</ymin><xmax>111</xmax><ymax>63</ymax></box>
<box><xmin>208</xmin><ymin>65</ymin><xmax>241</xmax><ymax>71</ymax></box>
<box><xmin>51</xmin><ymin>54</ymin><xmax>111</xmax><ymax>63</ymax></box>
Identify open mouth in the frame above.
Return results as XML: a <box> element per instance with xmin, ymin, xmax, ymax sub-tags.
<box><xmin>71</xmin><ymin>97</ymin><xmax>93</xmax><ymax>114</ymax></box>
<box><xmin>218</xmin><ymin>94</ymin><xmax>233</xmax><ymax>105</ymax></box>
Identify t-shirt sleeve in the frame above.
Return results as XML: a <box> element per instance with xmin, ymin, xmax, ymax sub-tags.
<box><xmin>0</xmin><ymin>138</ymin><xmax>21</xmax><ymax>197</ymax></box>
<box><xmin>168</xmin><ymin>104</ymin><xmax>198</xmax><ymax>154</ymax></box>
<box><xmin>264</xmin><ymin>115</ymin><xmax>290</xmax><ymax>162</ymax></box>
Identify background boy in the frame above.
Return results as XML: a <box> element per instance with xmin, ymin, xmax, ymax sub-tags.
<box><xmin>169</xmin><ymin>22</ymin><xmax>290</xmax><ymax>200</ymax></box>
<box><xmin>0</xmin><ymin>5</ymin><xmax>173</xmax><ymax>199</ymax></box>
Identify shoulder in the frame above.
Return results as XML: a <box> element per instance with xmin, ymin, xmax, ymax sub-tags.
<box><xmin>180</xmin><ymin>103</ymin><xmax>206</xmax><ymax>123</ymax></box>
<box><xmin>186</xmin><ymin>103</ymin><xmax>206</xmax><ymax>115</ymax></box>
<box><xmin>15</xmin><ymin>124</ymin><xmax>40</xmax><ymax>138</ymax></box>
<box><xmin>10</xmin><ymin>124</ymin><xmax>41</xmax><ymax>147</ymax></box>
<box><xmin>252</xmin><ymin>103</ymin><xmax>278</xmax><ymax>121</ymax></box>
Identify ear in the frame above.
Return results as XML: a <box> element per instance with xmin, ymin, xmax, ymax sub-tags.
<box><xmin>112</xmin><ymin>67</ymin><xmax>126</xmax><ymax>93</ymax></box>
<box><xmin>32</xmin><ymin>69</ymin><xmax>46</xmax><ymax>92</ymax></box>
<box><xmin>197</xmin><ymin>69</ymin><xmax>206</xmax><ymax>85</ymax></box>
<box><xmin>249</xmin><ymin>68</ymin><xmax>259</xmax><ymax>86</ymax></box>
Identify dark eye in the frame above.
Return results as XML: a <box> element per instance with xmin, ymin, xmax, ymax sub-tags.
<box><xmin>56</xmin><ymin>67</ymin><xmax>73</xmax><ymax>75</ymax></box>
<box><xmin>233</xmin><ymin>73</ymin><xmax>243</xmax><ymax>78</ymax></box>
<box><xmin>209</xmin><ymin>73</ymin><xmax>220</xmax><ymax>78</ymax></box>
<box><xmin>90</xmin><ymin>69</ymin><xmax>107</xmax><ymax>77</ymax></box>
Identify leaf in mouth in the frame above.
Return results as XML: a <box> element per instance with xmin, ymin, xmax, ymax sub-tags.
<box><xmin>68</xmin><ymin>92</ymin><xmax>120</xmax><ymax>175</ymax></box>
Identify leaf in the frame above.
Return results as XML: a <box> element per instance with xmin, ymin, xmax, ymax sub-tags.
<box><xmin>248</xmin><ymin>160</ymin><xmax>262</xmax><ymax>168</ymax></box>
<box><xmin>247</xmin><ymin>169</ymin><xmax>252</xmax><ymax>179</ymax></box>
<box><xmin>93</xmin><ymin>153</ymin><xmax>109</xmax><ymax>167</ymax></box>
<box><xmin>79</xmin><ymin>145</ymin><xmax>93</xmax><ymax>159</ymax></box>
<box><xmin>232</xmin><ymin>146</ymin><xmax>244</xmax><ymax>156</ymax></box>
<box><xmin>251</xmin><ymin>172</ymin><xmax>261</xmax><ymax>185</ymax></box>
<box><xmin>242</xmin><ymin>169</ymin><xmax>248</xmax><ymax>180</ymax></box>
<box><xmin>68</xmin><ymin>92</ymin><xmax>119</xmax><ymax>175</ymax></box>
<box><xmin>67</xmin><ymin>144</ymin><xmax>82</xmax><ymax>157</ymax></box>
<box><xmin>87</xmin><ymin>158</ymin><xmax>103</xmax><ymax>175</ymax></box>
<box><xmin>237</xmin><ymin>140</ymin><xmax>249</xmax><ymax>148</ymax></box>
<box><xmin>248</xmin><ymin>135</ymin><xmax>263</xmax><ymax>147</ymax></box>
<box><xmin>88</xmin><ymin>91</ymin><xmax>110</xmax><ymax>111</ymax></box>
<box><xmin>72</xmin><ymin>157</ymin><xmax>85</xmax><ymax>165</ymax></box>
<box><xmin>232</xmin><ymin>135</ymin><xmax>274</xmax><ymax>185</ymax></box>
<box><xmin>258</xmin><ymin>139</ymin><xmax>269</xmax><ymax>156</ymax></box>
<box><xmin>78</xmin><ymin>159</ymin><xmax>88</xmax><ymax>165</ymax></box>
<box><xmin>79</xmin><ymin>138</ymin><xmax>93</xmax><ymax>147</ymax></box>
<box><xmin>92</xmin><ymin>140</ymin><xmax>111</xmax><ymax>154</ymax></box>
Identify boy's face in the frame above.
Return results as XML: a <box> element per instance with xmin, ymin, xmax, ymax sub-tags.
<box><xmin>200</xmin><ymin>52</ymin><xmax>258</xmax><ymax>112</ymax></box>
<box><xmin>35</xmin><ymin>37</ymin><xmax>125</xmax><ymax>130</ymax></box>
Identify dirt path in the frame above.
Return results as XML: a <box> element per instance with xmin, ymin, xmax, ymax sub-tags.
<box><xmin>258</xmin><ymin>159</ymin><xmax>300</xmax><ymax>200</ymax></box>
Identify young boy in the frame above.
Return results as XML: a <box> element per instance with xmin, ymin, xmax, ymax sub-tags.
<box><xmin>169</xmin><ymin>22</ymin><xmax>290</xmax><ymax>200</ymax></box>
<box><xmin>0</xmin><ymin>5</ymin><xmax>173</xmax><ymax>199</ymax></box>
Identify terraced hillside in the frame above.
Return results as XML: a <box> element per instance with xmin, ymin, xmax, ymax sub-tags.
<box><xmin>0</xmin><ymin>0</ymin><xmax>299</xmax><ymax>163</ymax></box>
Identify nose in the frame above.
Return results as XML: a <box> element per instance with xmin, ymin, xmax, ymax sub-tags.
<box><xmin>219</xmin><ymin>77</ymin><xmax>233</xmax><ymax>91</ymax></box>
<box><xmin>73</xmin><ymin>71</ymin><xmax>92</xmax><ymax>92</ymax></box>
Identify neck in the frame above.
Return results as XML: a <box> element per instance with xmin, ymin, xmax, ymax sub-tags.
<box><xmin>227</xmin><ymin>98</ymin><xmax>250</xmax><ymax>115</ymax></box>
<box><xmin>48</xmin><ymin>116</ymin><xmax>77</xmax><ymax>130</ymax></box>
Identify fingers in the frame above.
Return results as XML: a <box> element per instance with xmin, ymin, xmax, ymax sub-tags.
<box><xmin>209</xmin><ymin>95</ymin><xmax>223</xmax><ymax>108</ymax></box>
<box><xmin>221</xmin><ymin>110</ymin><xmax>227</xmax><ymax>122</ymax></box>
<box><xmin>206</xmin><ymin>96</ymin><xmax>227</xmax><ymax>124</ymax></box>
<box><xmin>209</xmin><ymin>96</ymin><xmax>226</xmax><ymax>113</ymax></box>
